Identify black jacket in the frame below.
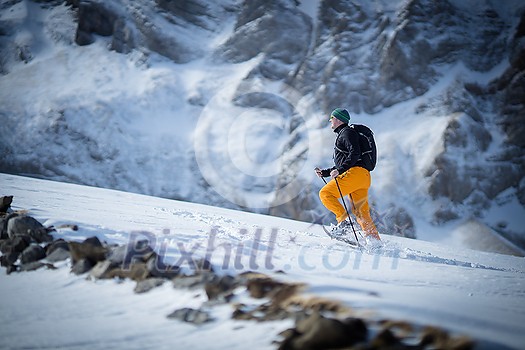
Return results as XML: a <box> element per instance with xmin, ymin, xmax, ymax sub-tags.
<box><xmin>321</xmin><ymin>124</ymin><xmax>364</xmax><ymax>176</ymax></box>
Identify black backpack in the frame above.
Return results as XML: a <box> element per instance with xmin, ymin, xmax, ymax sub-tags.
<box><xmin>350</xmin><ymin>124</ymin><xmax>377</xmax><ymax>171</ymax></box>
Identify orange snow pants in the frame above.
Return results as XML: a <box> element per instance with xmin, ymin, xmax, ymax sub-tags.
<box><xmin>319</xmin><ymin>166</ymin><xmax>380</xmax><ymax>240</ymax></box>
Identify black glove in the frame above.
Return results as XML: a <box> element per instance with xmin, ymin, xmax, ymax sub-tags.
<box><xmin>321</xmin><ymin>168</ymin><xmax>332</xmax><ymax>177</ymax></box>
<box><xmin>315</xmin><ymin>167</ymin><xmax>333</xmax><ymax>178</ymax></box>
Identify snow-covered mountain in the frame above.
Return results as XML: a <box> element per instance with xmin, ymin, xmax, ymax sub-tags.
<box><xmin>1</xmin><ymin>173</ymin><xmax>525</xmax><ymax>349</ymax></box>
<box><xmin>0</xmin><ymin>0</ymin><xmax>524</xmax><ymax>250</ymax></box>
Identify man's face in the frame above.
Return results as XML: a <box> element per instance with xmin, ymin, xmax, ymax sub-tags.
<box><xmin>330</xmin><ymin>115</ymin><xmax>343</xmax><ymax>130</ymax></box>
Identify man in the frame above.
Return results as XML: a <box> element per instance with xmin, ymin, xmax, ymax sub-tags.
<box><xmin>315</xmin><ymin>108</ymin><xmax>381</xmax><ymax>241</ymax></box>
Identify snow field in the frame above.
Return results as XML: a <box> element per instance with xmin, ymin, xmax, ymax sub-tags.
<box><xmin>1</xmin><ymin>174</ymin><xmax>524</xmax><ymax>349</ymax></box>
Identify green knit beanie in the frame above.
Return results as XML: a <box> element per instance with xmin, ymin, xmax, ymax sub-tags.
<box><xmin>330</xmin><ymin>108</ymin><xmax>350</xmax><ymax>123</ymax></box>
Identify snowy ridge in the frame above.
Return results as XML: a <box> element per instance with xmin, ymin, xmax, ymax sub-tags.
<box><xmin>1</xmin><ymin>174</ymin><xmax>524</xmax><ymax>349</ymax></box>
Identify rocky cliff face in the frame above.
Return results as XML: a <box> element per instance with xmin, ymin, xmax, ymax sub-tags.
<box><xmin>1</xmin><ymin>0</ymin><xmax>523</xmax><ymax>246</ymax></box>
<box><xmin>72</xmin><ymin>0</ymin><xmax>238</xmax><ymax>62</ymax></box>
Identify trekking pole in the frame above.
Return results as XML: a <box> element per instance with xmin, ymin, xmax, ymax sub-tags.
<box><xmin>334</xmin><ymin>177</ymin><xmax>359</xmax><ymax>242</ymax></box>
<box><xmin>348</xmin><ymin>193</ymin><xmax>364</xmax><ymax>238</ymax></box>
<box><xmin>315</xmin><ymin>168</ymin><xmax>327</xmax><ymax>185</ymax></box>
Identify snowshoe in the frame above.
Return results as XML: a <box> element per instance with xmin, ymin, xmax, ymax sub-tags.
<box><xmin>322</xmin><ymin>220</ymin><xmax>361</xmax><ymax>248</ymax></box>
<box><xmin>329</xmin><ymin>219</ymin><xmax>352</xmax><ymax>237</ymax></box>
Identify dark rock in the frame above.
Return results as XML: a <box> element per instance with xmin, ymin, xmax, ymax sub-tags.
<box><xmin>0</xmin><ymin>217</ymin><xmax>10</xmax><ymax>240</ymax></box>
<box><xmin>0</xmin><ymin>234</ymin><xmax>31</xmax><ymax>254</ymax></box>
<box><xmin>232</xmin><ymin>300</ymin><xmax>292</xmax><ymax>322</ymax></box>
<box><xmin>45</xmin><ymin>239</ymin><xmax>69</xmax><ymax>256</ymax></box>
<box><xmin>7</xmin><ymin>215</ymin><xmax>43</xmax><ymax>237</ymax></box>
<box><xmin>20</xmin><ymin>261</ymin><xmax>55</xmax><ymax>272</ymax></box>
<box><xmin>156</xmin><ymin>0</ymin><xmax>218</xmax><ymax>30</ymax></box>
<box><xmin>45</xmin><ymin>247</ymin><xmax>70</xmax><ymax>263</ymax></box>
<box><xmin>7</xmin><ymin>216</ymin><xmax>52</xmax><ymax>243</ymax></box>
<box><xmin>126</xmin><ymin>239</ymin><xmax>155</xmax><ymax>262</ymax></box>
<box><xmin>65</xmin><ymin>0</ymin><xmax>79</xmax><ymax>7</ymax></box>
<box><xmin>237</xmin><ymin>278</ymin><xmax>306</xmax><ymax>321</ymax></box>
<box><xmin>420</xmin><ymin>326</ymin><xmax>450</xmax><ymax>348</ymax></box>
<box><xmin>68</xmin><ymin>240</ymin><xmax>108</xmax><ymax>265</ymax></box>
<box><xmin>20</xmin><ymin>244</ymin><xmax>46</xmax><ymax>264</ymax></box>
<box><xmin>172</xmin><ymin>273</ymin><xmax>214</xmax><ymax>290</ymax></box>
<box><xmin>0</xmin><ymin>213</ymin><xmax>18</xmax><ymax>238</ymax></box>
<box><xmin>0</xmin><ymin>195</ymin><xmax>13</xmax><ymax>212</ymax></box>
<box><xmin>71</xmin><ymin>258</ymin><xmax>94</xmax><ymax>275</ymax></box>
<box><xmin>279</xmin><ymin>312</ymin><xmax>368</xmax><ymax>350</ymax></box>
<box><xmin>107</xmin><ymin>262</ymin><xmax>149</xmax><ymax>281</ymax></box>
<box><xmin>83</xmin><ymin>236</ymin><xmax>103</xmax><ymax>247</ymax></box>
<box><xmin>205</xmin><ymin>275</ymin><xmax>236</xmax><ymax>301</ymax></box>
<box><xmin>419</xmin><ymin>326</ymin><xmax>475</xmax><ymax>349</ymax></box>
<box><xmin>371</xmin><ymin>328</ymin><xmax>403</xmax><ymax>349</ymax></box>
<box><xmin>134</xmin><ymin>278</ymin><xmax>165</xmax><ymax>294</ymax></box>
<box><xmin>107</xmin><ymin>244</ymin><xmax>127</xmax><ymax>265</ymax></box>
<box><xmin>75</xmin><ymin>1</ymin><xmax>117</xmax><ymax>46</ymax></box>
<box><xmin>89</xmin><ymin>260</ymin><xmax>115</xmax><ymax>279</ymax></box>
<box><xmin>136</xmin><ymin>19</ymin><xmax>201</xmax><ymax>64</ymax></box>
<box><xmin>31</xmin><ymin>229</ymin><xmax>53</xmax><ymax>244</ymax></box>
<box><xmin>73</xmin><ymin>0</ymin><xmax>235</xmax><ymax>63</ymax></box>
<box><xmin>108</xmin><ymin>239</ymin><xmax>155</xmax><ymax>267</ymax></box>
<box><xmin>141</xmin><ymin>0</ymin><xmax>234</xmax><ymax>62</ymax></box>
<box><xmin>247</xmin><ymin>277</ymin><xmax>285</xmax><ymax>299</ymax></box>
<box><xmin>167</xmin><ymin>307</ymin><xmax>213</xmax><ymax>325</ymax></box>
<box><xmin>215</xmin><ymin>0</ymin><xmax>311</xmax><ymax>81</ymax></box>
<box><xmin>146</xmin><ymin>254</ymin><xmax>180</xmax><ymax>279</ymax></box>
<box><xmin>231</xmin><ymin>304</ymin><xmax>252</xmax><ymax>321</ymax></box>
<box><xmin>0</xmin><ymin>251</ymin><xmax>19</xmax><ymax>267</ymax></box>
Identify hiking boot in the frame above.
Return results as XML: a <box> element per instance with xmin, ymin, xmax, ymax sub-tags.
<box><xmin>330</xmin><ymin>219</ymin><xmax>351</xmax><ymax>237</ymax></box>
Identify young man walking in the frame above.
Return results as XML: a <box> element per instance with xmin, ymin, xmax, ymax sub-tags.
<box><xmin>315</xmin><ymin>108</ymin><xmax>381</xmax><ymax>241</ymax></box>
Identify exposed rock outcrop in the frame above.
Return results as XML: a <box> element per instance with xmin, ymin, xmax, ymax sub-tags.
<box><xmin>7</xmin><ymin>215</ymin><xmax>53</xmax><ymax>243</ymax></box>
<box><xmin>74</xmin><ymin>0</ymin><xmax>237</xmax><ymax>63</ymax></box>
<box><xmin>215</xmin><ymin>0</ymin><xmax>311</xmax><ymax>81</ymax></box>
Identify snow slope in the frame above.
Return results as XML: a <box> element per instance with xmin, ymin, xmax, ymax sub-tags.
<box><xmin>1</xmin><ymin>173</ymin><xmax>524</xmax><ymax>349</ymax></box>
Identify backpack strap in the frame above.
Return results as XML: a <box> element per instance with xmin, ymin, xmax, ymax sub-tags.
<box><xmin>334</xmin><ymin>126</ymin><xmax>350</xmax><ymax>155</ymax></box>
<box><xmin>334</xmin><ymin>144</ymin><xmax>349</xmax><ymax>155</ymax></box>
<box><xmin>334</xmin><ymin>126</ymin><xmax>361</xmax><ymax>161</ymax></box>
